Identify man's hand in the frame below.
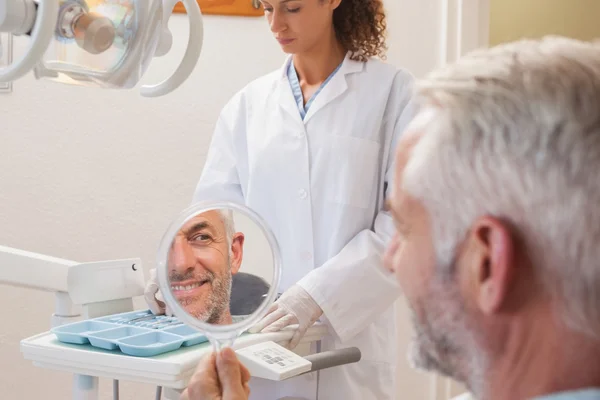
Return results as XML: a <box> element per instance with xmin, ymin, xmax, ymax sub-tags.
<box><xmin>181</xmin><ymin>348</ymin><xmax>250</xmax><ymax>400</ymax></box>
<box><xmin>248</xmin><ymin>285</ymin><xmax>322</xmax><ymax>349</ymax></box>
<box><xmin>143</xmin><ymin>268</ymin><xmax>173</xmax><ymax>316</ymax></box>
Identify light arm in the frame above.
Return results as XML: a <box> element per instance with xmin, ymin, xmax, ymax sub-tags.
<box><xmin>0</xmin><ymin>245</ymin><xmax>145</xmax><ymax>326</ymax></box>
<box><xmin>0</xmin><ymin>244</ymin><xmax>76</xmax><ymax>292</ymax></box>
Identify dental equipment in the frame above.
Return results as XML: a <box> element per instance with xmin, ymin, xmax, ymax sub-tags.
<box><xmin>147</xmin><ymin>200</ymin><xmax>363</xmax><ymax>399</ymax></box>
<box><xmin>0</xmin><ymin>245</ymin><xmax>145</xmax><ymax>326</ymax></box>
<box><xmin>7</xmin><ymin>202</ymin><xmax>363</xmax><ymax>400</ymax></box>
<box><xmin>0</xmin><ymin>244</ymin><xmax>146</xmax><ymax>399</ymax></box>
<box><xmin>0</xmin><ymin>0</ymin><xmax>204</xmax><ymax>97</ymax></box>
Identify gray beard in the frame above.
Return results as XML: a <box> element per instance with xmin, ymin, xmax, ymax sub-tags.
<box><xmin>202</xmin><ymin>270</ymin><xmax>232</xmax><ymax>324</ymax></box>
<box><xmin>172</xmin><ymin>258</ymin><xmax>233</xmax><ymax>324</ymax></box>
<box><xmin>407</xmin><ymin>278</ymin><xmax>486</xmax><ymax>398</ymax></box>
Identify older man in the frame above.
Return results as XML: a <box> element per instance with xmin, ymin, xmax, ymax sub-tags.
<box><xmin>146</xmin><ymin>209</ymin><xmax>246</xmax><ymax>325</ymax></box>
<box><xmin>168</xmin><ymin>209</ymin><xmax>245</xmax><ymax>325</ymax></box>
<box><xmin>386</xmin><ymin>36</ymin><xmax>600</xmax><ymax>399</ymax></box>
<box><xmin>182</xmin><ymin>35</ymin><xmax>600</xmax><ymax>400</ymax></box>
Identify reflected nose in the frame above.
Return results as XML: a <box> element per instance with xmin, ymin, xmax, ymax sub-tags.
<box><xmin>269</xmin><ymin>10</ymin><xmax>286</xmax><ymax>33</ymax></box>
<box><xmin>170</xmin><ymin>238</ymin><xmax>196</xmax><ymax>275</ymax></box>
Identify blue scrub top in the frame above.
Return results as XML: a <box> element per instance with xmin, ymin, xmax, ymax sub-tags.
<box><xmin>287</xmin><ymin>59</ymin><xmax>343</xmax><ymax>120</ymax></box>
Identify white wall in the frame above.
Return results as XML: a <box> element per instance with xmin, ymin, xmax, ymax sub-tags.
<box><xmin>489</xmin><ymin>0</ymin><xmax>600</xmax><ymax>45</ymax></box>
<box><xmin>0</xmin><ymin>1</ymin><xmax>487</xmax><ymax>398</ymax></box>
<box><xmin>232</xmin><ymin>210</ymin><xmax>274</xmax><ymax>284</ymax></box>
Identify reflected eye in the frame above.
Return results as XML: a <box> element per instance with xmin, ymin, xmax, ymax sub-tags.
<box><xmin>191</xmin><ymin>234</ymin><xmax>212</xmax><ymax>243</ymax></box>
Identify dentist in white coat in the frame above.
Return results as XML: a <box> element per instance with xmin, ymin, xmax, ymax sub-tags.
<box><xmin>146</xmin><ymin>0</ymin><xmax>416</xmax><ymax>398</ymax></box>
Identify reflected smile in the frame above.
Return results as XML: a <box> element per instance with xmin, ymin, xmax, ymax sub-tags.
<box><xmin>171</xmin><ymin>280</ymin><xmax>209</xmax><ymax>294</ymax></box>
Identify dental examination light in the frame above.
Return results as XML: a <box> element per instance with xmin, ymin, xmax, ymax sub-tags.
<box><xmin>0</xmin><ymin>0</ymin><xmax>204</xmax><ymax>97</ymax></box>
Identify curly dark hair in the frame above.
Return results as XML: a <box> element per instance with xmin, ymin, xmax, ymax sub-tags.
<box><xmin>332</xmin><ymin>0</ymin><xmax>387</xmax><ymax>62</ymax></box>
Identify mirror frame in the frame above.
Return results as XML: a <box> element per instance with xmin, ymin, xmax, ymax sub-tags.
<box><xmin>156</xmin><ymin>200</ymin><xmax>282</xmax><ymax>344</ymax></box>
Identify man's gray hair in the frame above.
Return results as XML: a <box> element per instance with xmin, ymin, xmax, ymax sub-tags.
<box><xmin>218</xmin><ymin>209</ymin><xmax>236</xmax><ymax>254</ymax></box>
<box><xmin>402</xmin><ymin>36</ymin><xmax>600</xmax><ymax>338</ymax></box>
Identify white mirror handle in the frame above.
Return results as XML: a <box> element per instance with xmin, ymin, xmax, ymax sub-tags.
<box><xmin>139</xmin><ymin>0</ymin><xmax>203</xmax><ymax>97</ymax></box>
<box><xmin>0</xmin><ymin>0</ymin><xmax>58</xmax><ymax>82</ymax></box>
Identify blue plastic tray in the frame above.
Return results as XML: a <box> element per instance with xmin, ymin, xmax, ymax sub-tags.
<box><xmin>51</xmin><ymin>309</ymin><xmax>209</xmax><ymax>357</ymax></box>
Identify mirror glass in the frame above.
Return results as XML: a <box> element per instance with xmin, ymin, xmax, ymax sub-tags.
<box><xmin>156</xmin><ymin>202</ymin><xmax>280</xmax><ymax>345</ymax></box>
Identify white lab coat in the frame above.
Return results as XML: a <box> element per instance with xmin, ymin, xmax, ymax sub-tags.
<box><xmin>192</xmin><ymin>53</ymin><xmax>416</xmax><ymax>400</ymax></box>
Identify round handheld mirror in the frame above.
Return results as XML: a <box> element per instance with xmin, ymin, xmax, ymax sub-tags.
<box><xmin>156</xmin><ymin>201</ymin><xmax>281</xmax><ymax>350</ymax></box>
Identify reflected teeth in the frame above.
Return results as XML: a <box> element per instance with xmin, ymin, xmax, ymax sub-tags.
<box><xmin>171</xmin><ymin>282</ymin><xmax>202</xmax><ymax>291</ymax></box>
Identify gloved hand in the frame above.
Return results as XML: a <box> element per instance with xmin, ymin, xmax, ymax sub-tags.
<box><xmin>143</xmin><ymin>268</ymin><xmax>173</xmax><ymax>316</ymax></box>
<box><xmin>181</xmin><ymin>348</ymin><xmax>250</xmax><ymax>400</ymax></box>
<box><xmin>248</xmin><ymin>285</ymin><xmax>322</xmax><ymax>349</ymax></box>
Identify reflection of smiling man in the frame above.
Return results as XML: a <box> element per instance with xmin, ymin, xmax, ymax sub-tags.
<box><xmin>169</xmin><ymin>209</ymin><xmax>244</xmax><ymax>325</ymax></box>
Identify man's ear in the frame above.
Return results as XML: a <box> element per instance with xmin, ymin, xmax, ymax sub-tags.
<box><xmin>230</xmin><ymin>233</ymin><xmax>245</xmax><ymax>274</ymax></box>
<box><xmin>466</xmin><ymin>216</ymin><xmax>516</xmax><ymax>315</ymax></box>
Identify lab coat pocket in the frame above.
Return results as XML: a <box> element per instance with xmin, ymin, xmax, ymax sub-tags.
<box><xmin>315</xmin><ymin>135</ymin><xmax>381</xmax><ymax>210</ymax></box>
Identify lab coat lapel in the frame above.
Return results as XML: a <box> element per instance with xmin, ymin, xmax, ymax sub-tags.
<box><xmin>276</xmin><ymin>56</ymin><xmax>304</xmax><ymax>125</ymax></box>
<box><xmin>303</xmin><ymin>54</ymin><xmax>364</xmax><ymax>124</ymax></box>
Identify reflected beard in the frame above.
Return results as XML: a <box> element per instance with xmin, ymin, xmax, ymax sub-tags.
<box><xmin>171</xmin><ymin>265</ymin><xmax>232</xmax><ymax>324</ymax></box>
<box><xmin>407</xmin><ymin>275</ymin><xmax>486</xmax><ymax>395</ymax></box>
<box><xmin>201</xmin><ymin>270</ymin><xmax>232</xmax><ymax>324</ymax></box>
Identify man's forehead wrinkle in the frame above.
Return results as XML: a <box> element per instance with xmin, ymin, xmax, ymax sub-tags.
<box><xmin>182</xmin><ymin>211</ymin><xmax>225</xmax><ymax>234</ymax></box>
<box><xmin>182</xmin><ymin>219</ymin><xmax>211</xmax><ymax>234</ymax></box>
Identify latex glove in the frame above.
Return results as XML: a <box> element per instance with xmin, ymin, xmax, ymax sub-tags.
<box><xmin>248</xmin><ymin>285</ymin><xmax>322</xmax><ymax>349</ymax></box>
<box><xmin>181</xmin><ymin>348</ymin><xmax>250</xmax><ymax>400</ymax></box>
<box><xmin>143</xmin><ymin>268</ymin><xmax>173</xmax><ymax>316</ymax></box>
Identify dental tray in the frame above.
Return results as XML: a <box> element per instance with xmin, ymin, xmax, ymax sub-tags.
<box><xmin>51</xmin><ymin>309</ymin><xmax>209</xmax><ymax>357</ymax></box>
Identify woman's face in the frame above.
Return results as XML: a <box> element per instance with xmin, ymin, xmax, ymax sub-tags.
<box><xmin>260</xmin><ymin>0</ymin><xmax>341</xmax><ymax>54</ymax></box>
